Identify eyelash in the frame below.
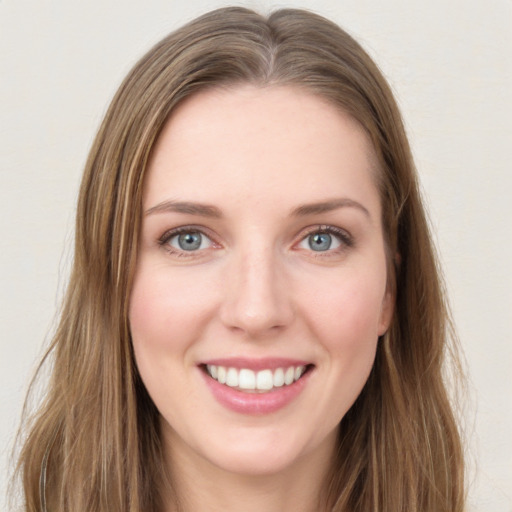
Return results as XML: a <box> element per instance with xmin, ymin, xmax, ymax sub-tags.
<box><xmin>158</xmin><ymin>224</ymin><xmax>354</xmax><ymax>257</ymax></box>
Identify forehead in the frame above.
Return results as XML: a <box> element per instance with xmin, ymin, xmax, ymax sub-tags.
<box><xmin>144</xmin><ymin>85</ymin><xmax>380</xmax><ymax>214</ymax></box>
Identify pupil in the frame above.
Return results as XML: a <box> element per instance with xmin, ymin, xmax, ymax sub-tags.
<box><xmin>309</xmin><ymin>233</ymin><xmax>331</xmax><ymax>251</ymax></box>
<box><xmin>178</xmin><ymin>232</ymin><xmax>201</xmax><ymax>251</ymax></box>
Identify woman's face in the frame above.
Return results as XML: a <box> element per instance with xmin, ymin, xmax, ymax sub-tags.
<box><xmin>129</xmin><ymin>86</ymin><xmax>393</xmax><ymax>477</ymax></box>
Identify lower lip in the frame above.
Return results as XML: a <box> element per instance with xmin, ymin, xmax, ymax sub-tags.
<box><xmin>201</xmin><ymin>368</ymin><xmax>312</xmax><ymax>415</ymax></box>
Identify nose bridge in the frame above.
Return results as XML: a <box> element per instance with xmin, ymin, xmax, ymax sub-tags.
<box><xmin>220</xmin><ymin>238</ymin><xmax>293</xmax><ymax>336</ymax></box>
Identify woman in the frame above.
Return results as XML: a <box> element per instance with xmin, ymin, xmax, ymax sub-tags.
<box><xmin>15</xmin><ymin>7</ymin><xmax>465</xmax><ymax>511</ymax></box>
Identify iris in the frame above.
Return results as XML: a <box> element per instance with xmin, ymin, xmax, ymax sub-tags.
<box><xmin>308</xmin><ymin>233</ymin><xmax>332</xmax><ymax>251</ymax></box>
<box><xmin>178</xmin><ymin>232</ymin><xmax>203</xmax><ymax>251</ymax></box>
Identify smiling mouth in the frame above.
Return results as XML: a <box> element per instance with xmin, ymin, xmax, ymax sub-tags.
<box><xmin>203</xmin><ymin>364</ymin><xmax>313</xmax><ymax>393</ymax></box>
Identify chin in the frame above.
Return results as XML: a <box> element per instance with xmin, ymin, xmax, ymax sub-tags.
<box><xmin>209</xmin><ymin>448</ymin><xmax>303</xmax><ymax>477</ymax></box>
<box><xmin>199</xmin><ymin>427</ymin><xmax>334</xmax><ymax>478</ymax></box>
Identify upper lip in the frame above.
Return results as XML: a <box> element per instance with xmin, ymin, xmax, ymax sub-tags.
<box><xmin>199</xmin><ymin>357</ymin><xmax>313</xmax><ymax>371</ymax></box>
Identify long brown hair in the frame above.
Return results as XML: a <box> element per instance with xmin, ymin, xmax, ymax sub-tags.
<box><xmin>15</xmin><ymin>7</ymin><xmax>465</xmax><ymax>511</ymax></box>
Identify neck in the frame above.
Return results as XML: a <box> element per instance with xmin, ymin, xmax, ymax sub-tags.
<box><xmin>160</xmin><ymin>427</ymin><xmax>336</xmax><ymax>512</ymax></box>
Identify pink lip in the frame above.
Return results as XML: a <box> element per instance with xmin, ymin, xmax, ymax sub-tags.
<box><xmin>199</xmin><ymin>361</ymin><xmax>313</xmax><ymax>415</ymax></box>
<box><xmin>200</xmin><ymin>357</ymin><xmax>310</xmax><ymax>371</ymax></box>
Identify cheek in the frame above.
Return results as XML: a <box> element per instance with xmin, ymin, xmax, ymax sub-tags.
<box><xmin>302</xmin><ymin>266</ymin><xmax>386</xmax><ymax>388</ymax></box>
<box><xmin>129</xmin><ymin>273</ymin><xmax>196</xmax><ymax>398</ymax></box>
<box><xmin>129</xmin><ymin>277</ymin><xmax>174</xmax><ymax>356</ymax></box>
<box><xmin>129</xmin><ymin>264</ymin><xmax>216</xmax><ymax>353</ymax></box>
<box><xmin>292</xmin><ymin>268</ymin><xmax>385</xmax><ymax>427</ymax></box>
<box><xmin>306</xmin><ymin>268</ymin><xmax>387</xmax><ymax>344</ymax></box>
<box><xmin>129</xmin><ymin>273</ymin><xmax>173</xmax><ymax>384</ymax></box>
<box><xmin>128</xmin><ymin>265</ymin><xmax>217</xmax><ymax>416</ymax></box>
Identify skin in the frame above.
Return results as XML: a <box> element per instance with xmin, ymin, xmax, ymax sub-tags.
<box><xmin>129</xmin><ymin>85</ymin><xmax>394</xmax><ymax>512</ymax></box>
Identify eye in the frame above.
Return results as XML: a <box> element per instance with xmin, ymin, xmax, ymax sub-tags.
<box><xmin>160</xmin><ymin>228</ymin><xmax>215</xmax><ymax>254</ymax></box>
<box><xmin>296</xmin><ymin>226</ymin><xmax>352</xmax><ymax>253</ymax></box>
<box><xmin>304</xmin><ymin>232</ymin><xmax>340</xmax><ymax>252</ymax></box>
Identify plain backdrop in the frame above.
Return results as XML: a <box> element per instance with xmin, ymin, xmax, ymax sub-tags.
<box><xmin>1</xmin><ymin>0</ymin><xmax>511</xmax><ymax>510</ymax></box>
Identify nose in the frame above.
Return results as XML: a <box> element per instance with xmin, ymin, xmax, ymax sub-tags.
<box><xmin>219</xmin><ymin>246</ymin><xmax>294</xmax><ymax>338</ymax></box>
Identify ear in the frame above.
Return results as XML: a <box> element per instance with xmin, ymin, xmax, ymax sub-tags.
<box><xmin>377</xmin><ymin>288</ymin><xmax>395</xmax><ymax>336</ymax></box>
<box><xmin>377</xmin><ymin>252</ymin><xmax>399</xmax><ymax>336</ymax></box>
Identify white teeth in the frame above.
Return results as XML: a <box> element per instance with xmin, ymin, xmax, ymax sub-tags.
<box><xmin>284</xmin><ymin>367</ymin><xmax>295</xmax><ymax>385</ymax></box>
<box><xmin>205</xmin><ymin>364</ymin><xmax>309</xmax><ymax>392</ymax></box>
<box><xmin>226</xmin><ymin>367</ymin><xmax>238</xmax><ymax>387</ymax></box>
<box><xmin>217</xmin><ymin>366</ymin><xmax>226</xmax><ymax>384</ymax></box>
<box><xmin>207</xmin><ymin>364</ymin><xmax>218</xmax><ymax>379</ymax></box>
<box><xmin>238</xmin><ymin>369</ymin><xmax>256</xmax><ymax>390</ymax></box>
<box><xmin>256</xmin><ymin>369</ymin><xmax>273</xmax><ymax>390</ymax></box>
<box><xmin>273</xmin><ymin>367</ymin><xmax>284</xmax><ymax>387</ymax></box>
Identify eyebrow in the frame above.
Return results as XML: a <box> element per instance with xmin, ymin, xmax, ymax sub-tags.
<box><xmin>145</xmin><ymin>200</ymin><xmax>222</xmax><ymax>218</ymax></box>
<box><xmin>145</xmin><ymin>197</ymin><xmax>370</xmax><ymax>219</ymax></box>
<box><xmin>291</xmin><ymin>198</ymin><xmax>370</xmax><ymax>218</ymax></box>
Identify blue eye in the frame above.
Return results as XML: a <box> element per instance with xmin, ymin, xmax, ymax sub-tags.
<box><xmin>167</xmin><ymin>230</ymin><xmax>212</xmax><ymax>252</ymax></box>
<box><xmin>297</xmin><ymin>228</ymin><xmax>346</xmax><ymax>253</ymax></box>
<box><xmin>308</xmin><ymin>232</ymin><xmax>335</xmax><ymax>251</ymax></box>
